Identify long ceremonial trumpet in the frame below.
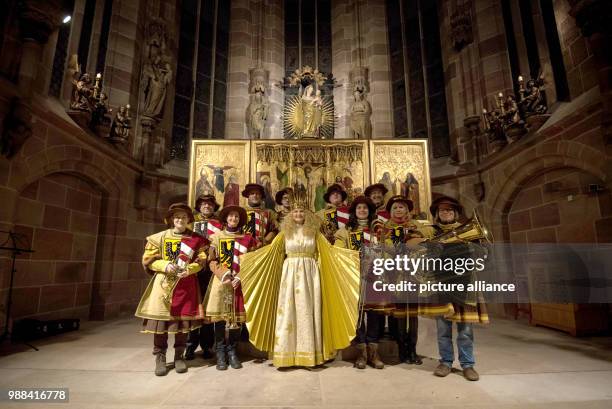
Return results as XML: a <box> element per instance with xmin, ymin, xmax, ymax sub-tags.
<box><xmin>426</xmin><ymin>210</ymin><xmax>492</xmax><ymax>244</ymax></box>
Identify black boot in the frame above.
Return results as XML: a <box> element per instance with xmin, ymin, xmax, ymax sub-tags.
<box><xmin>405</xmin><ymin>342</ymin><xmax>423</xmax><ymax>365</ymax></box>
<box><xmin>201</xmin><ymin>323</ymin><xmax>214</xmax><ymax>359</ymax></box>
<box><xmin>214</xmin><ymin>323</ymin><xmax>228</xmax><ymax>370</ymax></box>
<box><xmin>185</xmin><ymin>345</ymin><xmax>196</xmax><ymax>361</ymax></box>
<box><xmin>215</xmin><ymin>342</ymin><xmax>228</xmax><ymax>370</ymax></box>
<box><xmin>227</xmin><ymin>329</ymin><xmax>243</xmax><ymax>369</ymax></box>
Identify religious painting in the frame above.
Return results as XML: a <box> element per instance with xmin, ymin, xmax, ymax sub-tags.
<box><xmin>189</xmin><ymin>140</ymin><xmax>251</xmax><ymax>208</ymax></box>
<box><xmin>252</xmin><ymin>140</ymin><xmax>369</xmax><ymax>212</ymax></box>
<box><xmin>369</xmin><ymin>139</ymin><xmax>432</xmax><ymax>221</ymax></box>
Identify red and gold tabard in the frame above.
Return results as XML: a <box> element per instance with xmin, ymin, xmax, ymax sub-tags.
<box><xmin>242</xmin><ymin>205</ymin><xmax>278</xmax><ymax>244</ymax></box>
<box><xmin>334</xmin><ymin>225</ymin><xmax>374</xmax><ymax>251</ymax></box>
<box><xmin>136</xmin><ymin>229</ymin><xmax>208</xmax><ymax>333</ymax></box>
<box><xmin>202</xmin><ymin>230</ymin><xmax>258</xmax><ymax>323</ymax></box>
<box><xmin>193</xmin><ymin>213</ymin><xmax>222</xmax><ymax>239</ymax></box>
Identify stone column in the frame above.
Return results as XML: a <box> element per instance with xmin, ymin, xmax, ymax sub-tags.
<box><xmin>2</xmin><ymin>0</ymin><xmax>61</xmax><ymax>158</ymax></box>
<box><xmin>569</xmin><ymin>0</ymin><xmax>612</xmax><ymax>148</ymax></box>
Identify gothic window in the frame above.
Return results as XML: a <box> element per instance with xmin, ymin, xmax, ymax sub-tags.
<box><xmin>386</xmin><ymin>0</ymin><xmax>450</xmax><ymax>158</ymax></box>
<box><xmin>171</xmin><ymin>0</ymin><xmax>230</xmax><ymax>160</ymax></box>
<box><xmin>284</xmin><ymin>0</ymin><xmax>333</xmax><ymax>137</ymax></box>
<box><xmin>50</xmin><ymin>0</ymin><xmax>76</xmax><ymax>97</ymax></box>
<box><xmin>502</xmin><ymin>0</ymin><xmax>569</xmax><ymax>102</ymax></box>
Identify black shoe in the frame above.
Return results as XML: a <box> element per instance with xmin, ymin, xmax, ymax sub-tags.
<box><xmin>406</xmin><ymin>349</ymin><xmax>423</xmax><ymax>365</ymax></box>
<box><xmin>185</xmin><ymin>346</ymin><xmax>196</xmax><ymax>361</ymax></box>
<box><xmin>215</xmin><ymin>343</ymin><xmax>228</xmax><ymax>370</ymax></box>
<box><xmin>201</xmin><ymin>347</ymin><xmax>213</xmax><ymax>359</ymax></box>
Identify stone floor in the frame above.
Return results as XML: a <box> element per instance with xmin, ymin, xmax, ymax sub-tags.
<box><xmin>0</xmin><ymin>316</ymin><xmax>611</xmax><ymax>409</ymax></box>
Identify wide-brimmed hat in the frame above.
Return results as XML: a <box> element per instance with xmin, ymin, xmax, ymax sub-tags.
<box><xmin>364</xmin><ymin>183</ymin><xmax>389</xmax><ymax>198</ymax></box>
<box><xmin>164</xmin><ymin>203</ymin><xmax>195</xmax><ymax>225</ymax></box>
<box><xmin>349</xmin><ymin>195</ymin><xmax>376</xmax><ymax>216</ymax></box>
<box><xmin>195</xmin><ymin>194</ymin><xmax>220</xmax><ymax>212</ymax></box>
<box><xmin>241</xmin><ymin>183</ymin><xmax>265</xmax><ymax>198</ymax></box>
<box><xmin>323</xmin><ymin>183</ymin><xmax>348</xmax><ymax>203</ymax></box>
<box><xmin>275</xmin><ymin>187</ymin><xmax>293</xmax><ymax>206</ymax></box>
<box><xmin>386</xmin><ymin>195</ymin><xmax>414</xmax><ymax>213</ymax></box>
<box><xmin>218</xmin><ymin>205</ymin><xmax>248</xmax><ymax>229</ymax></box>
<box><xmin>430</xmin><ymin>195</ymin><xmax>463</xmax><ymax>217</ymax></box>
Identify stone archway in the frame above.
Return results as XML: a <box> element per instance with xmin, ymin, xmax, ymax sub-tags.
<box><xmin>4</xmin><ymin>145</ymin><xmax>133</xmax><ymax>323</ymax></box>
<box><xmin>487</xmin><ymin>152</ymin><xmax>612</xmax><ymax>332</ymax></box>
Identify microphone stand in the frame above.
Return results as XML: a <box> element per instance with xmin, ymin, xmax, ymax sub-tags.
<box><xmin>0</xmin><ymin>230</ymin><xmax>36</xmax><ymax>350</ymax></box>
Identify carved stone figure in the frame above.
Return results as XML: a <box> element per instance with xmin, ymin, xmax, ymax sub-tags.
<box><xmin>246</xmin><ymin>82</ymin><xmax>268</xmax><ymax>139</ymax></box>
<box><xmin>141</xmin><ymin>20</ymin><xmax>172</xmax><ymax>120</ymax></box>
<box><xmin>450</xmin><ymin>1</ymin><xmax>474</xmax><ymax>51</ymax></box>
<box><xmin>518</xmin><ymin>75</ymin><xmax>547</xmax><ymax>117</ymax></box>
<box><xmin>110</xmin><ymin>105</ymin><xmax>131</xmax><ymax>144</ymax></box>
<box><xmin>70</xmin><ymin>73</ymin><xmax>94</xmax><ymax>111</ymax></box>
<box><xmin>349</xmin><ymin>89</ymin><xmax>372</xmax><ymax>139</ymax></box>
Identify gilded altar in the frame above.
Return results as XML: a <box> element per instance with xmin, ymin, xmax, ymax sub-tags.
<box><xmin>189</xmin><ymin>139</ymin><xmax>432</xmax><ymax>220</ymax></box>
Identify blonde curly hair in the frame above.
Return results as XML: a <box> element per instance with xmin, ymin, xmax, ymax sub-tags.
<box><xmin>280</xmin><ymin>207</ymin><xmax>321</xmax><ymax>238</ymax></box>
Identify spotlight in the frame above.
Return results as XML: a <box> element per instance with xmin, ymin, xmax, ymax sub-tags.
<box><xmin>63</xmin><ymin>15</ymin><xmax>71</xmax><ymax>24</ymax></box>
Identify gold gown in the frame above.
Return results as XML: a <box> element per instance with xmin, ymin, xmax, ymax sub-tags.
<box><xmin>240</xmin><ymin>230</ymin><xmax>360</xmax><ymax>367</ymax></box>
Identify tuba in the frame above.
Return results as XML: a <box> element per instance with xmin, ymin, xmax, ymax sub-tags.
<box><xmin>426</xmin><ymin>210</ymin><xmax>492</xmax><ymax>244</ymax></box>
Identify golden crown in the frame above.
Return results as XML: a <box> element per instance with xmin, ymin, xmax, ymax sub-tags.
<box><xmin>289</xmin><ymin>189</ymin><xmax>308</xmax><ymax>210</ymax></box>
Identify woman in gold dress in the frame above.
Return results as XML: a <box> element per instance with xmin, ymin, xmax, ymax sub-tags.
<box><xmin>239</xmin><ymin>191</ymin><xmax>361</xmax><ymax>368</ymax></box>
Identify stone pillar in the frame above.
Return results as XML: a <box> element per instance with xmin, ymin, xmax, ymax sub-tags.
<box><xmin>332</xmin><ymin>0</ymin><xmax>392</xmax><ymax>139</ymax></box>
<box><xmin>2</xmin><ymin>0</ymin><xmax>61</xmax><ymax>158</ymax></box>
<box><xmin>458</xmin><ymin>115</ymin><xmax>480</xmax><ymax>172</ymax></box>
<box><xmin>225</xmin><ymin>0</ymin><xmax>284</xmax><ymax>139</ymax></box>
<box><xmin>360</xmin><ymin>0</ymin><xmax>392</xmax><ymax>138</ymax></box>
<box><xmin>569</xmin><ymin>0</ymin><xmax>612</xmax><ymax>148</ymax></box>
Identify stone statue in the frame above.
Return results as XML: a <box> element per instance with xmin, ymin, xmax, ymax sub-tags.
<box><xmin>246</xmin><ymin>81</ymin><xmax>268</xmax><ymax>139</ymax></box>
<box><xmin>141</xmin><ymin>20</ymin><xmax>172</xmax><ymax>120</ymax></box>
<box><xmin>70</xmin><ymin>73</ymin><xmax>94</xmax><ymax>112</ymax></box>
<box><xmin>518</xmin><ymin>75</ymin><xmax>547</xmax><ymax>117</ymax></box>
<box><xmin>110</xmin><ymin>105</ymin><xmax>131</xmax><ymax>144</ymax></box>
<box><xmin>349</xmin><ymin>88</ymin><xmax>372</xmax><ymax>139</ymax></box>
<box><xmin>300</xmin><ymin>84</ymin><xmax>323</xmax><ymax>138</ymax></box>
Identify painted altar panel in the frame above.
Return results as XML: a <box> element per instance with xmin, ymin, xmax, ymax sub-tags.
<box><xmin>251</xmin><ymin>140</ymin><xmax>370</xmax><ymax>212</ymax></box>
<box><xmin>369</xmin><ymin>139</ymin><xmax>432</xmax><ymax>221</ymax></box>
<box><xmin>188</xmin><ymin>140</ymin><xmax>251</xmax><ymax>208</ymax></box>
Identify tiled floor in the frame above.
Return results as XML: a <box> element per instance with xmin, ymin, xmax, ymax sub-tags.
<box><xmin>0</xmin><ymin>316</ymin><xmax>611</xmax><ymax>408</ymax></box>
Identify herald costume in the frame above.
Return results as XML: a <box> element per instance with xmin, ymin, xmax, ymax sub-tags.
<box><xmin>136</xmin><ymin>203</ymin><xmax>208</xmax><ymax>375</ymax></box>
<box><xmin>242</xmin><ymin>183</ymin><xmax>279</xmax><ymax>245</ymax></box>
<box><xmin>334</xmin><ymin>196</ymin><xmax>386</xmax><ymax>369</ymax></box>
<box><xmin>202</xmin><ymin>205</ymin><xmax>258</xmax><ymax>370</ymax></box>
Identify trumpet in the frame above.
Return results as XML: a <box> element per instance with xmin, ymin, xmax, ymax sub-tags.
<box><xmin>426</xmin><ymin>210</ymin><xmax>492</xmax><ymax>244</ymax></box>
<box><xmin>160</xmin><ymin>256</ymin><xmax>186</xmax><ymax>308</ymax></box>
<box><xmin>223</xmin><ymin>275</ymin><xmax>240</xmax><ymax>330</ymax></box>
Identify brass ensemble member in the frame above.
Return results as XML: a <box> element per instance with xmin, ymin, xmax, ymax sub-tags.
<box><xmin>242</xmin><ymin>183</ymin><xmax>278</xmax><ymax>246</ymax></box>
<box><xmin>365</xmin><ymin>183</ymin><xmax>390</xmax><ymax>224</ymax></box>
<box><xmin>185</xmin><ymin>194</ymin><xmax>221</xmax><ymax>360</ymax></box>
<box><xmin>275</xmin><ymin>187</ymin><xmax>293</xmax><ymax>225</ymax></box>
<box><xmin>428</xmin><ymin>196</ymin><xmax>489</xmax><ymax>382</ymax></box>
<box><xmin>240</xmin><ymin>191</ymin><xmax>361</xmax><ymax>368</ymax></box>
<box><xmin>334</xmin><ymin>196</ymin><xmax>386</xmax><ymax>369</ymax></box>
<box><xmin>192</xmin><ymin>193</ymin><xmax>222</xmax><ymax>239</ymax></box>
<box><xmin>203</xmin><ymin>205</ymin><xmax>258</xmax><ymax>370</ymax></box>
<box><xmin>136</xmin><ymin>203</ymin><xmax>208</xmax><ymax>376</ymax></box>
<box><xmin>382</xmin><ymin>196</ymin><xmax>431</xmax><ymax>365</ymax></box>
<box><xmin>316</xmin><ymin>183</ymin><xmax>349</xmax><ymax>242</ymax></box>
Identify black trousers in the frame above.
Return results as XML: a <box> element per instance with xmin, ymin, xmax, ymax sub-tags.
<box><xmin>389</xmin><ymin>316</ymin><xmax>418</xmax><ymax>347</ymax></box>
<box><xmin>354</xmin><ymin>310</ymin><xmax>383</xmax><ymax>344</ymax></box>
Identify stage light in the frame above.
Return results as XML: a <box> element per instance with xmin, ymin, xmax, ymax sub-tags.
<box><xmin>63</xmin><ymin>15</ymin><xmax>71</xmax><ymax>24</ymax></box>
